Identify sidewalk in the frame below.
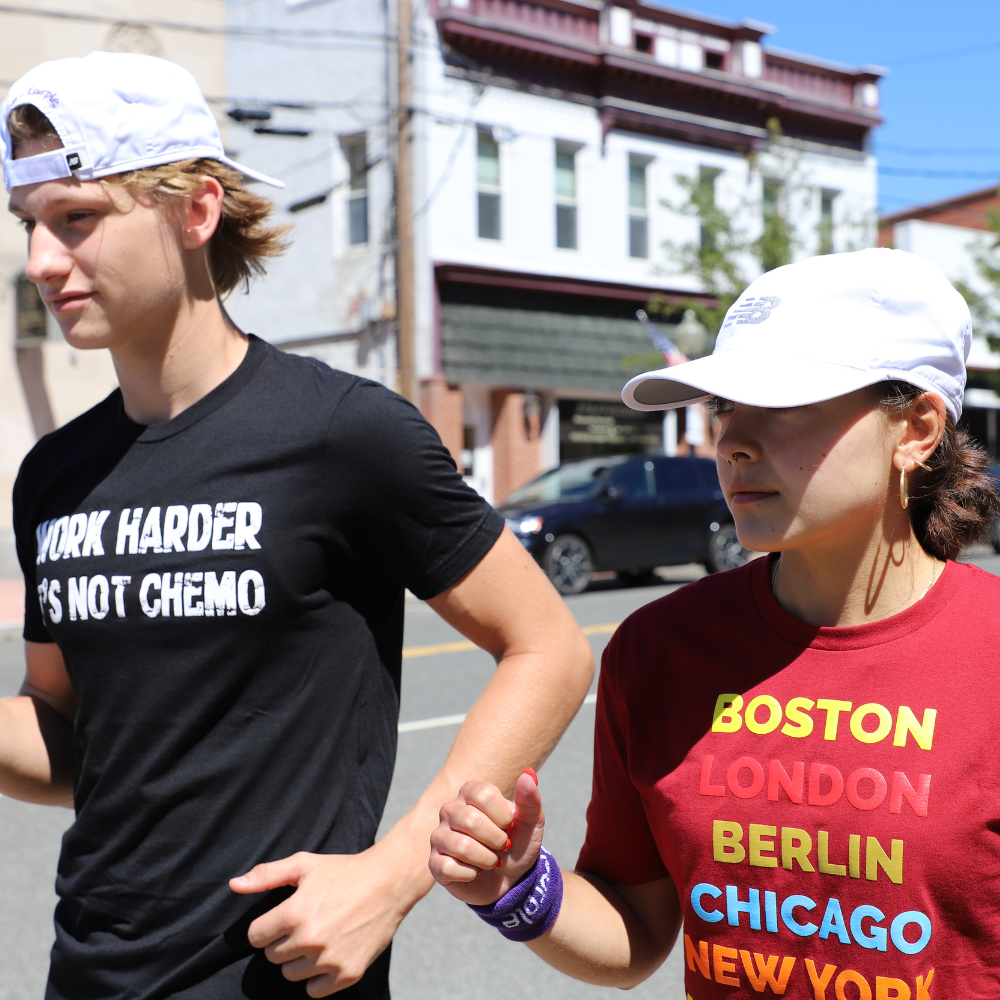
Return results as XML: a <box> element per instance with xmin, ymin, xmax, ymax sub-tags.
<box><xmin>0</xmin><ymin>580</ymin><xmax>25</xmax><ymax>632</ymax></box>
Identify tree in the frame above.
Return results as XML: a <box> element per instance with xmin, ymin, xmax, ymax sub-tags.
<box><xmin>654</xmin><ymin>119</ymin><xmax>870</xmax><ymax>343</ymax></box>
<box><xmin>953</xmin><ymin>194</ymin><xmax>1000</xmax><ymax>388</ymax></box>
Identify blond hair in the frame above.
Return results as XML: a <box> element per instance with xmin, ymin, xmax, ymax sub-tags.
<box><xmin>7</xmin><ymin>104</ymin><xmax>288</xmax><ymax>296</ymax></box>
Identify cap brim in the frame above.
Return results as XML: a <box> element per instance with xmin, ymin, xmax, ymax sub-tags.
<box><xmin>622</xmin><ymin>351</ymin><xmax>885</xmax><ymax>411</ymax></box>
<box><xmin>220</xmin><ymin>155</ymin><xmax>284</xmax><ymax>189</ymax></box>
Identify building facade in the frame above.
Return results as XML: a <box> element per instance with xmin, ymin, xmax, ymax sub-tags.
<box><xmin>0</xmin><ymin>0</ymin><xmax>227</xmax><ymax>567</ymax></box>
<box><xmin>880</xmin><ymin>186</ymin><xmax>1000</xmax><ymax>457</ymax></box>
<box><xmin>232</xmin><ymin>0</ymin><xmax>882</xmax><ymax>503</ymax></box>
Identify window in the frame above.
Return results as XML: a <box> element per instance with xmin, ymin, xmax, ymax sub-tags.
<box><xmin>819</xmin><ymin>189</ymin><xmax>837</xmax><ymax>254</ymax></box>
<box><xmin>704</xmin><ymin>50</ymin><xmax>724</xmax><ymax>70</ymax></box>
<box><xmin>477</xmin><ymin>130</ymin><xmax>501</xmax><ymax>240</ymax></box>
<box><xmin>698</xmin><ymin>166</ymin><xmax>721</xmax><ymax>249</ymax></box>
<box><xmin>628</xmin><ymin>156</ymin><xmax>649</xmax><ymax>259</ymax></box>
<box><xmin>605</xmin><ymin>461</ymin><xmax>654</xmax><ymax>500</ymax></box>
<box><xmin>461</xmin><ymin>426</ymin><xmax>475</xmax><ymax>477</ymax></box>
<box><xmin>555</xmin><ymin>146</ymin><xmax>578</xmax><ymax>250</ymax></box>
<box><xmin>16</xmin><ymin>274</ymin><xmax>47</xmax><ymax>344</ymax></box>
<box><xmin>345</xmin><ymin>139</ymin><xmax>368</xmax><ymax>245</ymax></box>
<box><xmin>634</xmin><ymin>33</ymin><xmax>653</xmax><ymax>54</ymax></box>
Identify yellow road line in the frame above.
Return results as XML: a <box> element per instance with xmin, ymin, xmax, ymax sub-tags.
<box><xmin>398</xmin><ymin>692</ymin><xmax>598</xmax><ymax>733</ymax></box>
<box><xmin>401</xmin><ymin>622</ymin><xmax>620</xmax><ymax>659</ymax></box>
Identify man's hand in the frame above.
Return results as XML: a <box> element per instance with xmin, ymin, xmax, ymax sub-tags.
<box><xmin>230</xmin><ymin>530</ymin><xmax>593</xmax><ymax>995</ymax></box>
<box><xmin>230</xmin><ymin>840</ymin><xmax>403</xmax><ymax>997</ymax></box>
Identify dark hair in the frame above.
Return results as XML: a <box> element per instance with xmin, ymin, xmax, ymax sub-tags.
<box><xmin>873</xmin><ymin>380</ymin><xmax>1000</xmax><ymax>560</ymax></box>
<box><xmin>7</xmin><ymin>104</ymin><xmax>288</xmax><ymax>295</ymax></box>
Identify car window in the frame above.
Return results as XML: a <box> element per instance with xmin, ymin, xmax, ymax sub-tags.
<box><xmin>654</xmin><ymin>458</ymin><xmax>703</xmax><ymax>493</ymax></box>
<box><xmin>692</xmin><ymin>460</ymin><xmax>722</xmax><ymax>490</ymax></box>
<box><xmin>605</xmin><ymin>461</ymin><xmax>654</xmax><ymax>499</ymax></box>
<box><xmin>507</xmin><ymin>456</ymin><xmax>628</xmax><ymax>503</ymax></box>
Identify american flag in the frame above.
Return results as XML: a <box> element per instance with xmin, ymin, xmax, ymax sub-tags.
<box><xmin>636</xmin><ymin>309</ymin><xmax>688</xmax><ymax>367</ymax></box>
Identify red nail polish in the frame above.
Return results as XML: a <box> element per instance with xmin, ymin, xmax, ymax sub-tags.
<box><xmin>524</xmin><ymin>767</ymin><xmax>538</xmax><ymax>785</ymax></box>
<box><xmin>493</xmin><ymin>857</ymin><xmax>503</xmax><ymax>870</ymax></box>
<box><xmin>505</xmin><ymin>821</ymin><xmax>514</xmax><ymax>834</ymax></box>
<box><xmin>502</xmin><ymin>838</ymin><xmax>511</xmax><ymax>852</ymax></box>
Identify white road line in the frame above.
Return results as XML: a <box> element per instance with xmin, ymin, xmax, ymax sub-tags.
<box><xmin>398</xmin><ymin>693</ymin><xmax>597</xmax><ymax>733</ymax></box>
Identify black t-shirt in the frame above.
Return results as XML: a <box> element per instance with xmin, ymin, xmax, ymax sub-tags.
<box><xmin>13</xmin><ymin>336</ymin><xmax>503</xmax><ymax>1000</ymax></box>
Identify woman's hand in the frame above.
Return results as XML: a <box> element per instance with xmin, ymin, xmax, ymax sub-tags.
<box><xmin>429</xmin><ymin>769</ymin><xmax>545</xmax><ymax>906</ymax></box>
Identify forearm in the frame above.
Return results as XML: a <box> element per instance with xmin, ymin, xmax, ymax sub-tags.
<box><xmin>379</xmin><ymin>637</ymin><xmax>594</xmax><ymax>916</ymax></box>
<box><xmin>0</xmin><ymin>695</ymin><xmax>75</xmax><ymax>806</ymax></box>
<box><xmin>528</xmin><ymin>872</ymin><xmax>676</xmax><ymax>988</ymax></box>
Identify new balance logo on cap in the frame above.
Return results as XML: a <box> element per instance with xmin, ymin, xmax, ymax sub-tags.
<box><xmin>66</xmin><ymin>152</ymin><xmax>81</xmax><ymax>170</ymax></box>
<box><xmin>722</xmin><ymin>295</ymin><xmax>781</xmax><ymax>330</ymax></box>
<box><xmin>621</xmin><ymin>248</ymin><xmax>972</xmax><ymax>422</ymax></box>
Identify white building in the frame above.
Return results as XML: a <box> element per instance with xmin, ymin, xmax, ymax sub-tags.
<box><xmin>227</xmin><ymin>0</ymin><xmax>883</xmax><ymax>503</ymax></box>
<box><xmin>880</xmin><ymin>187</ymin><xmax>1000</xmax><ymax>456</ymax></box>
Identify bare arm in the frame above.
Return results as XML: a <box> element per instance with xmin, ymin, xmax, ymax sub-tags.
<box><xmin>231</xmin><ymin>529</ymin><xmax>595</xmax><ymax>995</ymax></box>
<box><xmin>0</xmin><ymin>641</ymin><xmax>75</xmax><ymax>807</ymax></box>
<box><xmin>430</xmin><ymin>774</ymin><xmax>682</xmax><ymax>988</ymax></box>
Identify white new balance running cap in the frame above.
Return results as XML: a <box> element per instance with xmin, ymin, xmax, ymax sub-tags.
<box><xmin>1</xmin><ymin>51</ymin><xmax>283</xmax><ymax>192</ymax></box>
<box><xmin>622</xmin><ymin>248</ymin><xmax>972</xmax><ymax>423</ymax></box>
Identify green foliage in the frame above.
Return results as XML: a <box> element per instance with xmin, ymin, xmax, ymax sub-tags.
<box><xmin>954</xmin><ymin>197</ymin><xmax>1000</xmax><ymax>391</ymax></box>
<box><xmin>657</xmin><ymin>119</ymin><xmax>838</xmax><ymax>340</ymax></box>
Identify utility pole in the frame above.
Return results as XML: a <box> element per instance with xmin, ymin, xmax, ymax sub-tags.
<box><xmin>395</xmin><ymin>0</ymin><xmax>418</xmax><ymax>404</ymax></box>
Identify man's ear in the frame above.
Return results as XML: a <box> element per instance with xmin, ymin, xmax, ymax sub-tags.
<box><xmin>180</xmin><ymin>175</ymin><xmax>224</xmax><ymax>251</ymax></box>
<box><xmin>894</xmin><ymin>392</ymin><xmax>947</xmax><ymax>472</ymax></box>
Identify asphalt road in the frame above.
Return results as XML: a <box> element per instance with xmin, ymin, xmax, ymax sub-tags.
<box><xmin>3</xmin><ymin>551</ymin><xmax>998</xmax><ymax>999</ymax></box>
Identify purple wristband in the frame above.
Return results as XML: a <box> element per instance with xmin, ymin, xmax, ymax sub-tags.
<box><xmin>468</xmin><ymin>847</ymin><xmax>564</xmax><ymax>942</ymax></box>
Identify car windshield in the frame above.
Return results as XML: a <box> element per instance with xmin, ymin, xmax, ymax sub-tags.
<box><xmin>507</xmin><ymin>456</ymin><xmax>627</xmax><ymax>504</ymax></box>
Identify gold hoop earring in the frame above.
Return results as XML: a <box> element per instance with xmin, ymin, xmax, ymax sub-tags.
<box><xmin>900</xmin><ymin>466</ymin><xmax>909</xmax><ymax>509</ymax></box>
<box><xmin>915</xmin><ymin>460</ymin><xmax>931</xmax><ymax>472</ymax></box>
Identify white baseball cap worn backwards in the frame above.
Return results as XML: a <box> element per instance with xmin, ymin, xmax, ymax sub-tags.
<box><xmin>622</xmin><ymin>248</ymin><xmax>972</xmax><ymax>423</ymax></box>
<box><xmin>1</xmin><ymin>51</ymin><xmax>283</xmax><ymax>192</ymax></box>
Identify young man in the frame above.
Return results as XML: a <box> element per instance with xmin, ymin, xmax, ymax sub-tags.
<box><xmin>0</xmin><ymin>52</ymin><xmax>593</xmax><ymax>999</ymax></box>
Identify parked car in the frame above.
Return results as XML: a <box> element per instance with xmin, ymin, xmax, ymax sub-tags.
<box><xmin>499</xmin><ymin>453</ymin><xmax>751</xmax><ymax>595</ymax></box>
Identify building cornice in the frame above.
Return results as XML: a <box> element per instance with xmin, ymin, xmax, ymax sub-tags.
<box><xmin>434</xmin><ymin>262</ymin><xmax>717</xmax><ymax>307</ymax></box>
<box><xmin>436</xmin><ymin>4</ymin><xmax>882</xmax><ymax>152</ymax></box>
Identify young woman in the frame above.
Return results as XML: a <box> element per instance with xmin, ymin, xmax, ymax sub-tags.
<box><xmin>1</xmin><ymin>52</ymin><xmax>593</xmax><ymax>999</ymax></box>
<box><xmin>430</xmin><ymin>248</ymin><xmax>1000</xmax><ymax>999</ymax></box>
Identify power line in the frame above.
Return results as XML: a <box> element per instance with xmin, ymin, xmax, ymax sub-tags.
<box><xmin>878</xmin><ymin>143</ymin><xmax>1000</xmax><ymax>158</ymax></box>
<box><xmin>883</xmin><ymin>38</ymin><xmax>1000</xmax><ymax>66</ymax></box>
<box><xmin>878</xmin><ymin>166</ymin><xmax>1000</xmax><ymax>179</ymax></box>
<box><xmin>0</xmin><ymin>3</ymin><xmax>392</xmax><ymax>41</ymax></box>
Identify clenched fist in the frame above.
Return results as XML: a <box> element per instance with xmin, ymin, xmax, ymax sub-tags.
<box><xmin>429</xmin><ymin>769</ymin><xmax>546</xmax><ymax>906</ymax></box>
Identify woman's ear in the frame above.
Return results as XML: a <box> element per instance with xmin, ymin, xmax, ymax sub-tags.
<box><xmin>894</xmin><ymin>392</ymin><xmax>948</xmax><ymax>472</ymax></box>
<box><xmin>180</xmin><ymin>175</ymin><xmax>224</xmax><ymax>251</ymax></box>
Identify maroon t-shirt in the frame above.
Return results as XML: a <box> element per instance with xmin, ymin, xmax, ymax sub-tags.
<box><xmin>577</xmin><ymin>557</ymin><xmax>1000</xmax><ymax>999</ymax></box>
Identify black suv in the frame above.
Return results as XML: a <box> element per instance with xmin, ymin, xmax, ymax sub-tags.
<box><xmin>499</xmin><ymin>453</ymin><xmax>751</xmax><ymax>595</ymax></box>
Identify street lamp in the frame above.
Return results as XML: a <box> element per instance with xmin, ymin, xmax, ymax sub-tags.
<box><xmin>672</xmin><ymin>308</ymin><xmax>712</xmax><ymax>359</ymax></box>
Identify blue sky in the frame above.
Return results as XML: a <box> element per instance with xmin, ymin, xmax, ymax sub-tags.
<box><xmin>660</xmin><ymin>0</ymin><xmax>1000</xmax><ymax>216</ymax></box>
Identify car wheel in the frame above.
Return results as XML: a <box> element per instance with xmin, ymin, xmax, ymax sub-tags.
<box><xmin>705</xmin><ymin>522</ymin><xmax>752</xmax><ymax>573</ymax></box>
<box><xmin>543</xmin><ymin>534</ymin><xmax>593</xmax><ymax>596</ymax></box>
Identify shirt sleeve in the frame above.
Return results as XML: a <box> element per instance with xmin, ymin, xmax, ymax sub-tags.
<box><xmin>324</xmin><ymin>380</ymin><xmax>504</xmax><ymax>600</ymax></box>
<box><xmin>12</xmin><ymin>465</ymin><xmax>53</xmax><ymax>644</ymax></box>
<box><xmin>576</xmin><ymin>633</ymin><xmax>668</xmax><ymax>886</ymax></box>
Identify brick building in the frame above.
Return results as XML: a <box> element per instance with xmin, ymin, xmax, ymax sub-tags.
<box><xmin>879</xmin><ymin>186</ymin><xmax>1000</xmax><ymax>456</ymax></box>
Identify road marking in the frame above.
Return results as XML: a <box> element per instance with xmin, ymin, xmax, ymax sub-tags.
<box><xmin>401</xmin><ymin>622</ymin><xmax>620</xmax><ymax>659</ymax></box>
<box><xmin>398</xmin><ymin>692</ymin><xmax>598</xmax><ymax>733</ymax></box>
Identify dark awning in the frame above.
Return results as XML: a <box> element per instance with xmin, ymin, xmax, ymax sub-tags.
<box><xmin>440</xmin><ymin>303</ymin><xmax>673</xmax><ymax>394</ymax></box>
